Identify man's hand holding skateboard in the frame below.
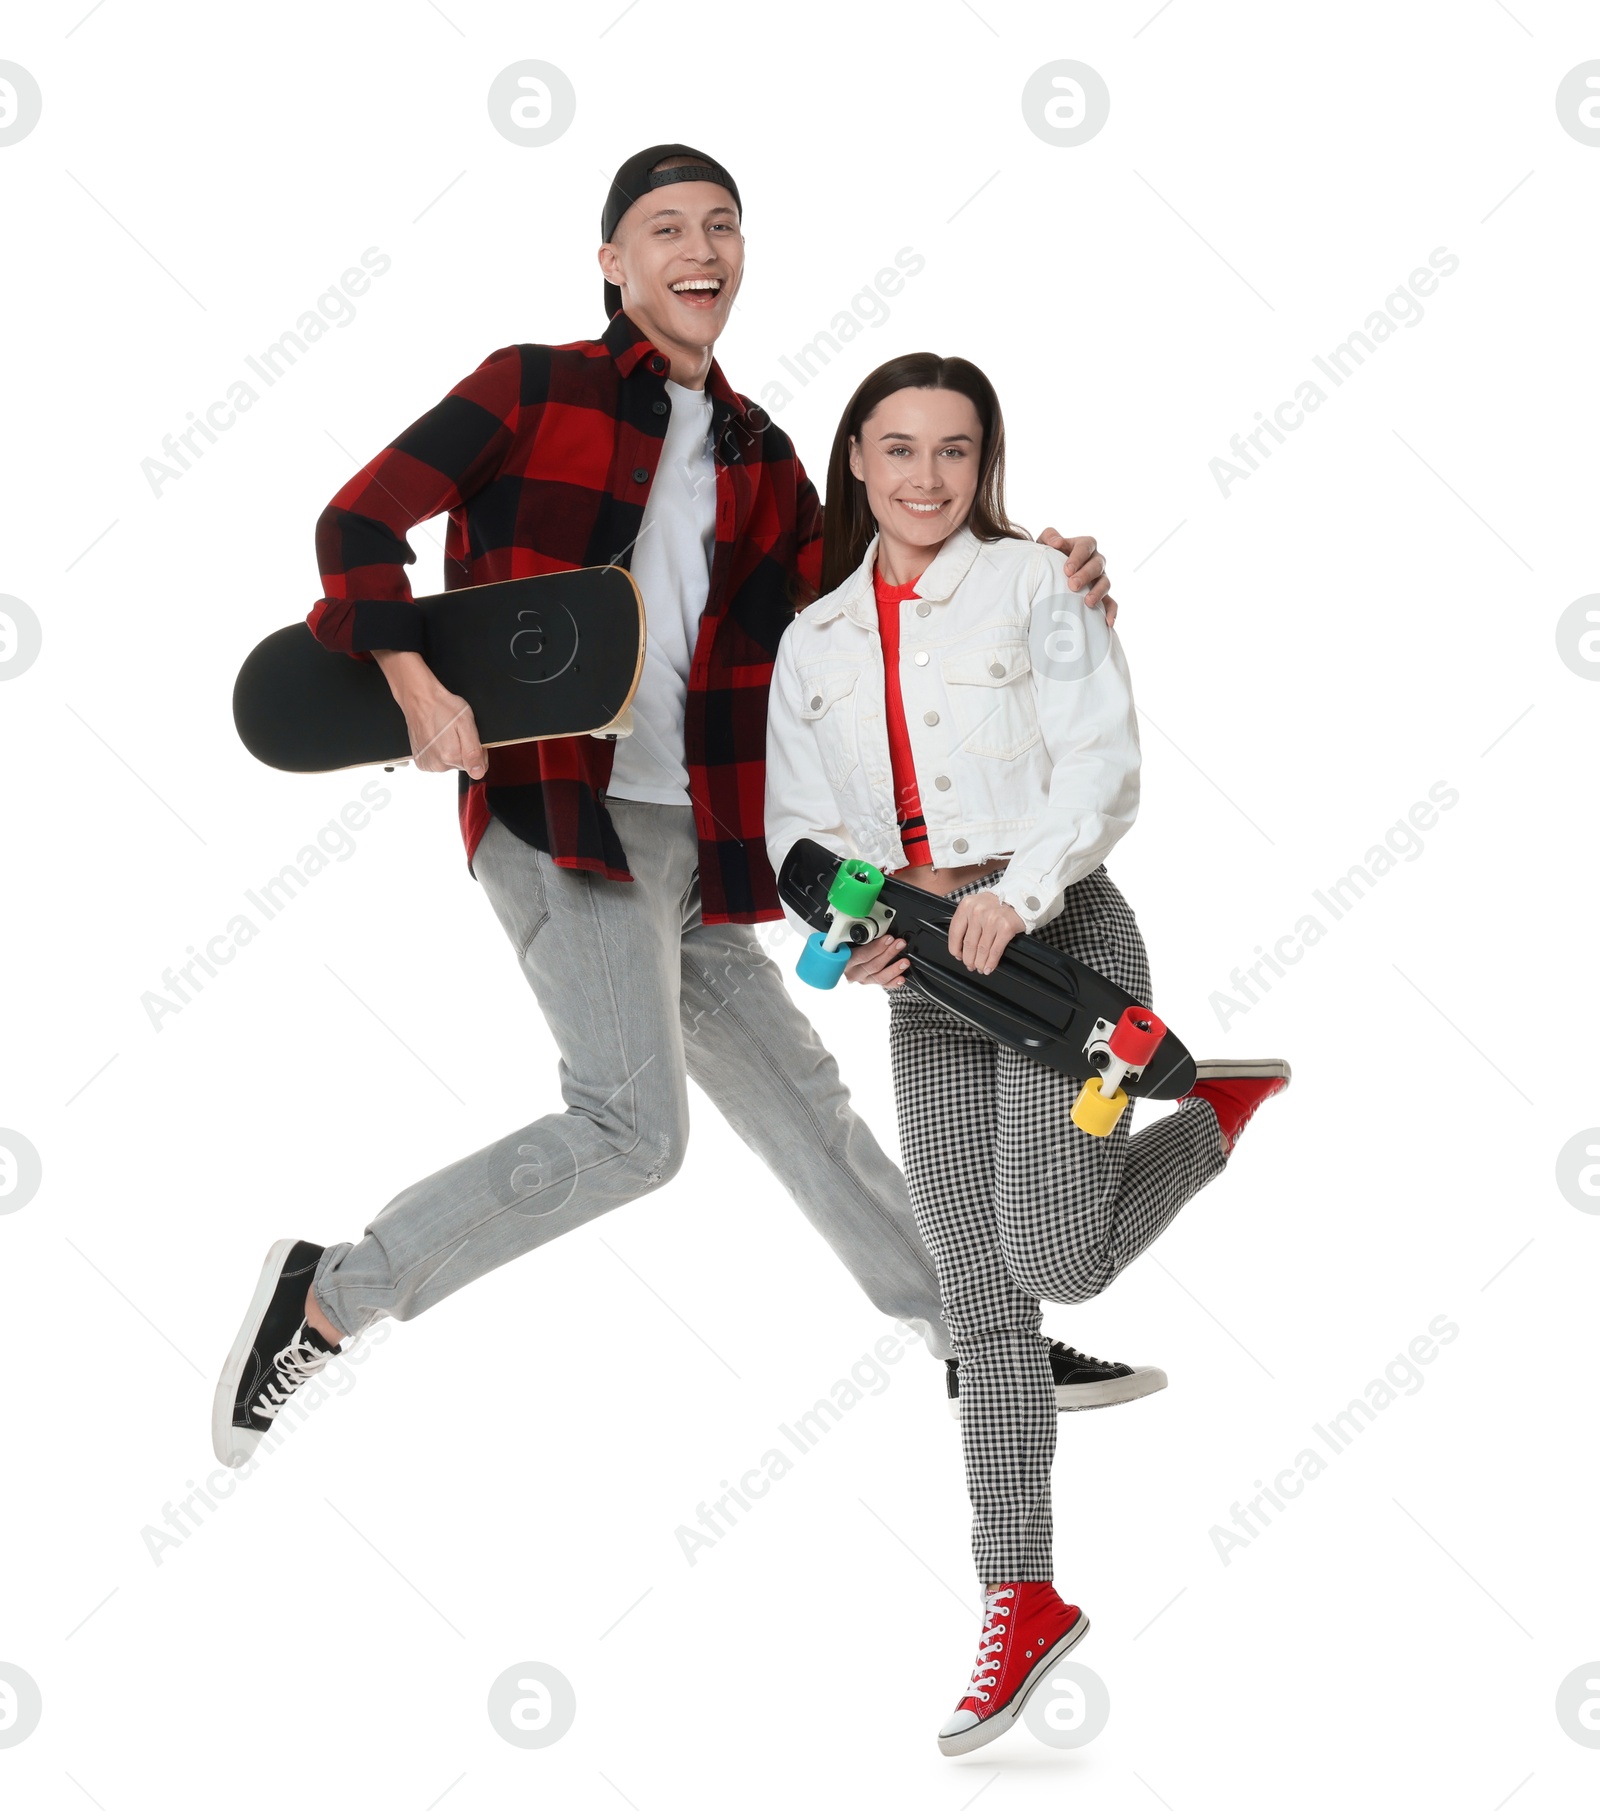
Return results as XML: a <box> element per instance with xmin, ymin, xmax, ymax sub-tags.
<box><xmin>235</xmin><ymin>569</ymin><xmax>642</xmax><ymax>776</ymax></box>
<box><xmin>373</xmin><ymin>649</ymin><xmax>488</xmax><ymax>779</ymax></box>
<box><xmin>845</xmin><ymin>934</ymin><xmax>911</xmax><ymax>990</ymax></box>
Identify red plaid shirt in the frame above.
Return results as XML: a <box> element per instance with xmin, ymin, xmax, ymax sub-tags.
<box><xmin>309</xmin><ymin>312</ymin><xmax>822</xmax><ymax>923</ymax></box>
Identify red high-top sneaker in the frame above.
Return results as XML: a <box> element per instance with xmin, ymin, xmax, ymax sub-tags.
<box><xmin>937</xmin><ymin>1582</ymin><xmax>1089</xmax><ymax>1756</ymax></box>
<box><xmin>1184</xmin><ymin>1058</ymin><xmax>1291</xmax><ymax>1155</ymax></box>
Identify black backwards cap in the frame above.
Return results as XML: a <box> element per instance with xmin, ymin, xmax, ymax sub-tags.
<box><xmin>600</xmin><ymin>143</ymin><xmax>742</xmax><ymax>319</ymax></box>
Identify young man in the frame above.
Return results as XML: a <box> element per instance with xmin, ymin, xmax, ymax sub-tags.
<box><xmin>213</xmin><ymin>144</ymin><xmax>1163</xmax><ymax>1468</ymax></box>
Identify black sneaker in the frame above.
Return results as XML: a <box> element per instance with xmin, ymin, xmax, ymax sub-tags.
<box><xmin>947</xmin><ymin>1340</ymin><xmax>1168</xmax><ymax>1419</ymax></box>
<box><xmin>212</xmin><ymin>1239</ymin><xmax>343</xmax><ymax>1467</ymax></box>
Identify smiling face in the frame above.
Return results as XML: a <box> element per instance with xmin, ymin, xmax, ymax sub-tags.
<box><xmin>847</xmin><ymin>386</ymin><xmax>984</xmax><ymax>580</ymax></box>
<box><xmin>597</xmin><ymin>178</ymin><xmax>743</xmax><ymax>376</ymax></box>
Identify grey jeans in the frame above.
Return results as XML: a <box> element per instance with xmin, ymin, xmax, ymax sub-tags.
<box><xmin>311</xmin><ymin>801</ymin><xmax>951</xmax><ymax>1358</ymax></box>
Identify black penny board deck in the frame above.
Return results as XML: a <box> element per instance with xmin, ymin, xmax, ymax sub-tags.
<box><xmin>778</xmin><ymin>838</ymin><xmax>1196</xmax><ymax>1096</ymax></box>
<box><xmin>233</xmin><ymin>567</ymin><xmax>645</xmax><ymax>774</ymax></box>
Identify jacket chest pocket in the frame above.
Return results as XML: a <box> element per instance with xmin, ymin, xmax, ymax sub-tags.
<box><xmin>798</xmin><ymin>663</ymin><xmax>863</xmax><ymax>791</ymax></box>
<box><xmin>940</xmin><ymin>642</ymin><xmax>1040</xmax><ymax>760</ymax></box>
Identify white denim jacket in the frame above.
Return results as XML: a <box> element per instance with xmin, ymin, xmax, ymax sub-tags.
<box><xmin>765</xmin><ymin>527</ymin><xmax>1140</xmax><ymax>934</ymax></box>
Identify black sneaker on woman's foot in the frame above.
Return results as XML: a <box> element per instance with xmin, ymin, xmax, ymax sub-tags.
<box><xmin>947</xmin><ymin>1340</ymin><xmax>1168</xmax><ymax>1418</ymax></box>
<box><xmin>212</xmin><ymin>1239</ymin><xmax>343</xmax><ymax>1468</ymax></box>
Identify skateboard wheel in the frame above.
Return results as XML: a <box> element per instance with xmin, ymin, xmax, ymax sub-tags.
<box><xmin>1071</xmin><ymin>1076</ymin><xmax>1129</xmax><ymax>1138</ymax></box>
<box><xmin>1109</xmin><ymin>1005</ymin><xmax>1167</xmax><ymax>1068</ymax></box>
<box><xmin>797</xmin><ymin>932</ymin><xmax>853</xmax><ymax>990</ymax></box>
<box><xmin>827</xmin><ymin>860</ymin><xmax>884</xmax><ymax>919</ymax></box>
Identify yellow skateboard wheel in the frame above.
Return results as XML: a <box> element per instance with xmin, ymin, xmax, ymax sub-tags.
<box><xmin>1071</xmin><ymin>1076</ymin><xmax>1129</xmax><ymax>1138</ymax></box>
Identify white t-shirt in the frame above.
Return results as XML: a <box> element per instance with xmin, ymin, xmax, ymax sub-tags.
<box><xmin>606</xmin><ymin>379</ymin><xmax>716</xmax><ymax>806</ymax></box>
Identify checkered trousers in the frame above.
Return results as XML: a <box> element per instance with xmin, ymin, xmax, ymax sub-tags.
<box><xmin>888</xmin><ymin>865</ymin><xmax>1226</xmax><ymax>1582</ymax></box>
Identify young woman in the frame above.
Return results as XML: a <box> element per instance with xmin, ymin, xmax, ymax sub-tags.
<box><xmin>765</xmin><ymin>353</ymin><xmax>1290</xmax><ymax>1757</ymax></box>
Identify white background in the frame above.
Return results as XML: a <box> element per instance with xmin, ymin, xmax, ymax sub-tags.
<box><xmin>2</xmin><ymin>1</ymin><xmax>1597</xmax><ymax>1805</ymax></box>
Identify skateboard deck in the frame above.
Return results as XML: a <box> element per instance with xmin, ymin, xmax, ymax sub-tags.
<box><xmin>233</xmin><ymin>568</ymin><xmax>645</xmax><ymax>774</ymax></box>
<box><xmin>778</xmin><ymin>838</ymin><xmax>1196</xmax><ymax>1099</ymax></box>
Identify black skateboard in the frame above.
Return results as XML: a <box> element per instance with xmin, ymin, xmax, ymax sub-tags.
<box><xmin>233</xmin><ymin>568</ymin><xmax>645</xmax><ymax>774</ymax></box>
<box><xmin>778</xmin><ymin>838</ymin><xmax>1196</xmax><ymax>1134</ymax></box>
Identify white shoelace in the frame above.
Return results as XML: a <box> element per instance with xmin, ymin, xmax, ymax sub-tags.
<box><xmin>253</xmin><ymin>1331</ymin><xmax>334</xmax><ymax>1421</ymax></box>
<box><xmin>963</xmin><ymin>1588</ymin><xmax>1015</xmax><ymax>1703</ymax></box>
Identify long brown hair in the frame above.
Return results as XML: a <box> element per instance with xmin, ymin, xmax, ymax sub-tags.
<box><xmin>819</xmin><ymin>352</ymin><xmax>1027</xmax><ymax>595</ymax></box>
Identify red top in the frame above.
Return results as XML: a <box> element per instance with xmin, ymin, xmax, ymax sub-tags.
<box><xmin>307</xmin><ymin>312</ymin><xmax>822</xmax><ymax>925</ymax></box>
<box><xmin>873</xmin><ymin>568</ymin><xmax>931</xmax><ymax>868</ymax></box>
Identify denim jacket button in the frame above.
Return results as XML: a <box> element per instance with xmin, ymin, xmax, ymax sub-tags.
<box><xmin>914</xmin><ymin>651</ymin><xmax>929</xmax><ymax>665</ymax></box>
<box><xmin>810</xmin><ymin>695</ymin><xmax>823</xmax><ymax>710</ymax></box>
<box><xmin>915</xmin><ymin>601</ymin><xmax>931</xmax><ymax>617</ymax></box>
<box><xmin>934</xmin><ymin>775</ymin><xmax>952</xmax><ymax>791</ymax></box>
<box><xmin>923</xmin><ymin>710</ymin><xmax>939</xmax><ymax>726</ymax></box>
<box><xmin>953</xmin><ymin>838</ymin><xmax>969</xmax><ymax>854</ymax></box>
<box><xmin>1026</xmin><ymin>895</ymin><xmax>1040</xmax><ymax>910</ymax></box>
<box><xmin>989</xmin><ymin>660</ymin><xmax>1005</xmax><ymax>677</ymax></box>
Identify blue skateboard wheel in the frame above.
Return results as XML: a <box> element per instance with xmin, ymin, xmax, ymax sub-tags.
<box><xmin>797</xmin><ymin>932</ymin><xmax>853</xmax><ymax>990</ymax></box>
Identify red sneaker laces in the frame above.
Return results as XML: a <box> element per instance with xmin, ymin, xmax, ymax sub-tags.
<box><xmin>964</xmin><ymin>1587</ymin><xmax>1015</xmax><ymax>1703</ymax></box>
